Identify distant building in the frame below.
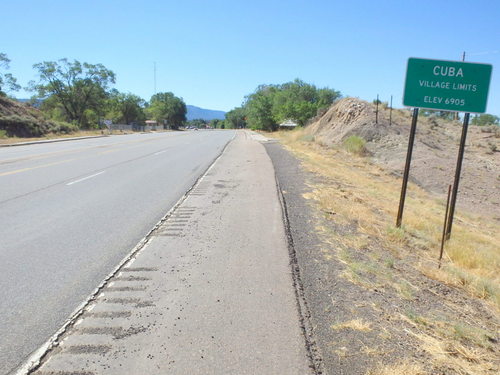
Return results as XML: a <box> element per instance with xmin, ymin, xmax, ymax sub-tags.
<box><xmin>279</xmin><ymin>119</ymin><xmax>298</xmax><ymax>129</ymax></box>
<box><xmin>145</xmin><ymin>120</ymin><xmax>158</xmax><ymax>131</ymax></box>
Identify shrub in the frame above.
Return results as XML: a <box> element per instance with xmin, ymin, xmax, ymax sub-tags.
<box><xmin>343</xmin><ymin>135</ymin><xmax>367</xmax><ymax>155</ymax></box>
<box><xmin>300</xmin><ymin>134</ymin><xmax>315</xmax><ymax>142</ymax></box>
<box><xmin>0</xmin><ymin>114</ymin><xmax>77</xmax><ymax>137</ymax></box>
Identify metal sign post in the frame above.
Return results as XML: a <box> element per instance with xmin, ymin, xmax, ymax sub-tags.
<box><xmin>389</xmin><ymin>95</ymin><xmax>393</xmax><ymax>126</ymax></box>
<box><xmin>439</xmin><ymin>185</ymin><xmax>452</xmax><ymax>268</ymax></box>
<box><xmin>396</xmin><ymin>108</ymin><xmax>419</xmax><ymax>228</ymax></box>
<box><xmin>398</xmin><ymin>57</ymin><xmax>492</xmax><ymax>229</ymax></box>
<box><xmin>446</xmin><ymin>113</ymin><xmax>470</xmax><ymax>239</ymax></box>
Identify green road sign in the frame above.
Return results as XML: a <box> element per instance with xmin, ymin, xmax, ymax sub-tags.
<box><xmin>403</xmin><ymin>58</ymin><xmax>492</xmax><ymax>113</ymax></box>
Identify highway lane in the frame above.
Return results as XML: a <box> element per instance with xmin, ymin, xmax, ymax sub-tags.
<box><xmin>0</xmin><ymin>130</ymin><xmax>235</xmax><ymax>374</ymax></box>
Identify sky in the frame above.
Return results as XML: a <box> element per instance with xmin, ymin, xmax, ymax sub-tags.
<box><xmin>1</xmin><ymin>0</ymin><xmax>499</xmax><ymax>116</ymax></box>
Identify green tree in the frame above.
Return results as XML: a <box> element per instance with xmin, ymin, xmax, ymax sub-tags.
<box><xmin>147</xmin><ymin>92</ymin><xmax>186</xmax><ymax>129</ymax></box>
<box><xmin>106</xmin><ymin>90</ymin><xmax>146</xmax><ymax>124</ymax></box>
<box><xmin>209</xmin><ymin>119</ymin><xmax>224</xmax><ymax>129</ymax></box>
<box><xmin>420</xmin><ymin>110</ymin><xmax>455</xmax><ymax>120</ymax></box>
<box><xmin>187</xmin><ymin>119</ymin><xmax>208</xmax><ymax>128</ymax></box>
<box><xmin>242</xmin><ymin>79</ymin><xmax>341</xmax><ymax>130</ymax></box>
<box><xmin>245</xmin><ymin>86</ymin><xmax>276</xmax><ymax>131</ymax></box>
<box><xmin>0</xmin><ymin>53</ymin><xmax>21</xmax><ymax>95</ymax></box>
<box><xmin>225</xmin><ymin>107</ymin><xmax>246</xmax><ymax>129</ymax></box>
<box><xmin>471</xmin><ymin>113</ymin><xmax>499</xmax><ymax>126</ymax></box>
<box><xmin>29</xmin><ymin>59</ymin><xmax>115</xmax><ymax>128</ymax></box>
<box><xmin>39</xmin><ymin>94</ymin><xmax>67</xmax><ymax>122</ymax></box>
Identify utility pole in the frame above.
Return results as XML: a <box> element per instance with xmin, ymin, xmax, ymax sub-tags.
<box><xmin>154</xmin><ymin>62</ymin><xmax>157</xmax><ymax>95</ymax></box>
<box><xmin>389</xmin><ymin>95</ymin><xmax>393</xmax><ymax>126</ymax></box>
<box><xmin>454</xmin><ymin>52</ymin><xmax>466</xmax><ymax>121</ymax></box>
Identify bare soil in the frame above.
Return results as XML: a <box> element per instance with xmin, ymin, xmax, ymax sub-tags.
<box><xmin>305</xmin><ymin>98</ymin><xmax>500</xmax><ymax>219</ymax></box>
<box><xmin>270</xmin><ymin>101</ymin><xmax>499</xmax><ymax>374</ymax></box>
<box><xmin>268</xmin><ymin>137</ymin><xmax>499</xmax><ymax>374</ymax></box>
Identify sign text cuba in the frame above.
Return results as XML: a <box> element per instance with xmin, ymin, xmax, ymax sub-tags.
<box><xmin>403</xmin><ymin>58</ymin><xmax>492</xmax><ymax>113</ymax></box>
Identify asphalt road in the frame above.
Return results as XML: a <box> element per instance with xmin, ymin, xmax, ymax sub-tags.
<box><xmin>31</xmin><ymin>131</ymin><xmax>312</xmax><ymax>375</ymax></box>
<box><xmin>0</xmin><ymin>130</ymin><xmax>234</xmax><ymax>374</ymax></box>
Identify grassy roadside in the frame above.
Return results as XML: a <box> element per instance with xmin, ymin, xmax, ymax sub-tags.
<box><xmin>272</xmin><ymin>128</ymin><xmax>499</xmax><ymax>375</ymax></box>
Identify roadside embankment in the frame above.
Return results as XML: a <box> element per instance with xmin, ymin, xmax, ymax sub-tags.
<box><xmin>268</xmin><ymin>129</ymin><xmax>499</xmax><ymax>375</ymax></box>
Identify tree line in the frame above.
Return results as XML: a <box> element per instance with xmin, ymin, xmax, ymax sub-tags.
<box><xmin>0</xmin><ymin>53</ymin><xmax>187</xmax><ymax>133</ymax></box>
<box><xmin>223</xmin><ymin>79</ymin><xmax>341</xmax><ymax>131</ymax></box>
<box><xmin>3</xmin><ymin>52</ymin><xmax>498</xmax><ymax>135</ymax></box>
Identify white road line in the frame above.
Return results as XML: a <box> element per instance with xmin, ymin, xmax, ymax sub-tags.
<box><xmin>154</xmin><ymin>150</ymin><xmax>167</xmax><ymax>155</ymax></box>
<box><xmin>66</xmin><ymin>171</ymin><xmax>105</xmax><ymax>186</ymax></box>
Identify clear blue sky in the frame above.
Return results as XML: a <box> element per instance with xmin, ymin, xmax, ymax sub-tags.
<box><xmin>1</xmin><ymin>0</ymin><xmax>499</xmax><ymax>116</ymax></box>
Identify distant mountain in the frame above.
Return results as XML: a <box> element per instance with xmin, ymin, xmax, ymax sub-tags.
<box><xmin>186</xmin><ymin>105</ymin><xmax>225</xmax><ymax>121</ymax></box>
<box><xmin>17</xmin><ymin>98</ymin><xmax>42</xmax><ymax>107</ymax></box>
<box><xmin>16</xmin><ymin>99</ymin><xmax>226</xmax><ymax>122</ymax></box>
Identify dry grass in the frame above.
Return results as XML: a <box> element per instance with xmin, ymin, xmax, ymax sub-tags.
<box><xmin>272</xmin><ymin>128</ymin><xmax>499</xmax><ymax>374</ymax></box>
<box><xmin>410</xmin><ymin>330</ymin><xmax>496</xmax><ymax>375</ymax></box>
<box><xmin>273</xmin><ymin>128</ymin><xmax>500</xmax><ymax>309</ymax></box>
<box><xmin>331</xmin><ymin>319</ymin><xmax>373</xmax><ymax>332</ymax></box>
<box><xmin>366</xmin><ymin>361</ymin><xmax>427</xmax><ymax>375</ymax></box>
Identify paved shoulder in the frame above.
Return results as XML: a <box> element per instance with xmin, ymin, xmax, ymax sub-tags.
<box><xmin>29</xmin><ymin>131</ymin><xmax>312</xmax><ymax>375</ymax></box>
<box><xmin>263</xmin><ymin>142</ymin><xmax>332</xmax><ymax>375</ymax></box>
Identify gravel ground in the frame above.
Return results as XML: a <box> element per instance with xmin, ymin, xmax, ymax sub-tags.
<box><xmin>264</xmin><ymin>141</ymin><xmax>499</xmax><ymax>375</ymax></box>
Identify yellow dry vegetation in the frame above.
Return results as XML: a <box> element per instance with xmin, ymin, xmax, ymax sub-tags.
<box><xmin>366</xmin><ymin>361</ymin><xmax>427</xmax><ymax>375</ymax></box>
<box><xmin>274</xmin><ymin>128</ymin><xmax>500</xmax><ymax>309</ymax></box>
<box><xmin>331</xmin><ymin>319</ymin><xmax>373</xmax><ymax>332</ymax></box>
<box><xmin>273</xmin><ymin>128</ymin><xmax>499</xmax><ymax>374</ymax></box>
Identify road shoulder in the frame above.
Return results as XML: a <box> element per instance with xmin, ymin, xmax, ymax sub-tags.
<box><xmin>28</xmin><ymin>131</ymin><xmax>312</xmax><ymax>375</ymax></box>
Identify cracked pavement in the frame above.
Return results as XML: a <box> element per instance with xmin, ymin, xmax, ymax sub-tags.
<box><xmin>29</xmin><ymin>131</ymin><xmax>313</xmax><ymax>375</ymax></box>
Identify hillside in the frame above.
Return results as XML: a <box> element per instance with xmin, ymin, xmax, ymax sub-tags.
<box><xmin>275</xmin><ymin>101</ymin><xmax>499</xmax><ymax>375</ymax></box>
<box><xmin>0</xmin><ymin>96</ymin><xmax>76</xmax><ymax>137</ymax></box>
<box><xmin>304</xmin><ymin>98</ymin><xmax>500</xmax><ymax>219</ymax></box>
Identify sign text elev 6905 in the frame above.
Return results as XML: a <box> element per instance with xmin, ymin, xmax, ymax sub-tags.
<box><xmin>403</xmin><ymin>58</ymin><xmax>492</xmax><ymax>113</ymax></box>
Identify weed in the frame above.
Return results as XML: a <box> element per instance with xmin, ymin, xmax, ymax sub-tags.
<box><xmin>343</xmin><ymin>135</ymin><xmax>367</xmax><ymax>155</ymax></box>
<box><xmin>300</xmin><ymin>134</ymin><xmax>315</xmax><ymax>142</ymax></box>
<box><xmin>452</xmin><ymin>323</ymin><xmax>495</xmax><ymax>349</ymax></box>
<box><xmin>366</xmin><ymin>361</ymin><xmax>427</xmax><ymax>375</ymax></box>
<box><xmin>384</xmin><ymin>257</ymin><xmax>395</xmax><ymax>269</ymax></box>
<box><xmin>386</xmin><ymin>225</ymin><xmax>406</xmax><ymax>245</ymax></box>
<box><xmin>405</xmin><ymin>310</ymin><xmax>429</xmax><ymax>326</ymax></box>
<box><xmin>395</xmin><ymin>279</ymin><xmax>415</xmax><ymax>300</ymax></box>
<box><xmin>475</xmin><ymin>278</ymin><xmax>500</xmax><ymax>304</ymax></box>
<box><xmin>331</xmin><ymin>319</ymin><xmax>372</xmax><ymax>332</ymax></box>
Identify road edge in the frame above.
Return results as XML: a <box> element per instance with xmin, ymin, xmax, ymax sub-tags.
<box><xmin>12</xmin><ymin>132</ymin><xmax>236</xmax><ymax>375</ymax></box>
<box><xmin>269</xmin><ymin>148</ymin><xmax>326</xmax><ymax>375</ymax></box>
<box><xmin>0</xmin><ymin>135</ymin><xmax>110</xmax><ymax>147</ymax></box>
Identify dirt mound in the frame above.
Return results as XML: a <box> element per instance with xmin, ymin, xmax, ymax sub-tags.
<box><xmin>306</xmin><ymin>97</ymin><xmax>396</xmax><ymax>144</ymax></box>
<box><xmin>305</xmin><ymin>97</ymin><xmax>500</xmax><ymax>219</ymax></box>
<box><xmin>0</xmin><ymin>96</ymin><xmax>76</xmax><ymax>137</ymax></box>
<box><xmin>0</xmin><ymin>96</ymin><xmax>41</xmax><ymax>118</ymax></box>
